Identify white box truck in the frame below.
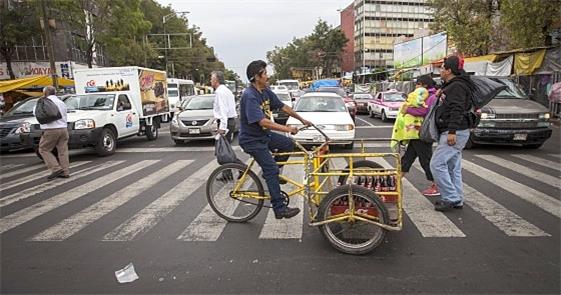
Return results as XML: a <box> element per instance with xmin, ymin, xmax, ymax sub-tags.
<box><xmin>25</xmin><ymin>66</ymin><xmax>170</xmax><ymax>157</ymax></box>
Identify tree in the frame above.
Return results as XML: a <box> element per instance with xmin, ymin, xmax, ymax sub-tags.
<box><xmin>0</xmin><ymin>1</ymin><xmax>41</xmax><ymax>79</ymax></box>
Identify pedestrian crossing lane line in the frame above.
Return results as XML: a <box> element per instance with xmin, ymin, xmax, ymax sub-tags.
<box><xmin>476</xmin><ymin>155</ymin><xmax>561</xmax><ymax>189</ymax></box>
<box><xmin>510</xmin><ymin>154</ymin><xmax>561</xmax><ymax>173</ymax></box>
<box><xmin>176</xmin><ymin>160</ymin><xmax>252</xmax><ymax>242</ymax></box>
<box><xmin>377</xmin><ymin>158</ymin><xmax>465</xmax><ymax>237</ymax></box>
<box><xmin>0</xmin><ymin>161</ymin><xmax>91</xmax><ymax>192</ymax></box>
<box><xmin>0</xmin><ymin>160</ymin><xmax>154</xmax><ymax>234</ymax></box>
<box><xmin>412</xmin><ymin>162</ymin><xmax>549</xmax><ymax>237</ymax></box>
<box><xmin>0</xmin><ymin>163</ymin><xmax>44</xmax><ymax>180</ymax></box>
<box><xmin>1</xmin><ymin>164</ymin><xmax>24</xmax><ymax>170</ymax></box>
<box><xmin>0</xmin><ymin>161</ymin><xmax>124</xmax><ymax>207</ymax></box>
<box><xmin>462</xmin><ymin>159</ymin><xmax>561</xmax><ymax>219</ymax></box>
<box><xmin>104</xmin><ymin>161</ymin><xmax>219</xmax><ymax>241</ymax></box>
<box><xmin>548</xmin><ymin>154</ymin><xmax>561</xmax><ymax>159</ymax></box>
<box><xmin>30</xmin><ymin>160</ymin><xmax>192</xmax><ymax>241</ymax></box>
<box><xmin>259</xmin><ymin>159</ymin><xmax>305</xmax><ymax>240</ymax></box>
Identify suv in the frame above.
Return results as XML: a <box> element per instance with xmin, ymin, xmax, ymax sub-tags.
<box><xmin>468</xmin><ymin>77</ymin><xmax>552</xmax><ymax>149</ymax></box>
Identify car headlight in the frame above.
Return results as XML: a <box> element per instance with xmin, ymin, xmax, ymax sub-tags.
<box><xmin>74</xmin><ymin>119</ymin><xmax>95</xmax><ymax>129</ymax></box>
<box><xmin>15</xmin><ymin>122</ymin><xmax>31</xmax><ymax>134</ymax></box>
<box><xmin>478</xmin><ymin>121</ymin><xmax>495</xmax><ymax>128</ymax></box>
<box><xmin>480</xmin><ymin>113</ymin><xmax>495</xmax><ymax>120</ymax></box>
<box><xmin>171</xmin><ymin>117</ymin><xmax>179</xmax><ymax>126</ymax></box>
<box><xmin>335</xmin><ymin>124</ymin><xmax>354</xmax><ymax>131</ymax></box>
<box><xmin>539</xmin><ymin>113</ymin><xmax>550</xmax><ymax>119</ymax></box>
<box><xmin>537</xmin><ymin>121</ymin><xmax>550</xmax><ymax>127</ymax></box>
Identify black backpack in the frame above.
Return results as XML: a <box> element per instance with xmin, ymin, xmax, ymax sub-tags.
<box><xmin>35</xmin><ymin>97</ymin><xmax>62</xmax><ymax>124</ymax></box>
<box><xmin>465</xmin><ymin>76</ymin><xmax>508</xmax><ymax>128</ymax></box>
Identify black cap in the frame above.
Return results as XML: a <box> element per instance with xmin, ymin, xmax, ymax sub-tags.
<box><xmin>246</xmin><ymin>60</ymin><xmax>267</xmax><ymax>82</ymax></box>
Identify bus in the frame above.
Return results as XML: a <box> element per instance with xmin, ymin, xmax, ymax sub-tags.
<box><xmin>167</xmin><ymin>78</ymin><xmax>195</xmax><ymax>116</ymax></box>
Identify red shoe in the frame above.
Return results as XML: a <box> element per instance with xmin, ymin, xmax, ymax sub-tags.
<box><xmin>422</xmin><ymin>183</ymin><xmax>440</xmax><ymax>197</ymax></box>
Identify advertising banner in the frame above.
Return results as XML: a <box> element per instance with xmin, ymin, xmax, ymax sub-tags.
<box><xmin>0</xmin><ymin>61</ymin><xmax>85</xmax><ymax>80</ymax></box>
<box><xmin>79</xmin><ymin>68</ymin><xmax>136</xmax><ymax>93</ymax></box>
<box><xmin>393</xmin><ymin>38</ymin><xmax>422</xmax><ymax>69</ymax></box>
<box><xmin>422</xmin><ymin>32</ymin><xmax>447</xmax><ymax>65</ymax></box>
<box><xmin>139</xmin><ymin>69</ymin><xmax>168</xmax><ymax>116</ymax></box>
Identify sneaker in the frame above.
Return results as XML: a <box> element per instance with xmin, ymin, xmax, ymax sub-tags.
<box><xmin>58</xmin><ymin>174</ymin><xmax>70</xmax><ymax>178</ymax></box>
<box><xmin>274</xmin><ymin>207</ymin><xmax>300</xmax><ymax>219</ymax></box>
<box><xmin>47</xmin><ymin>169</ymin><xmax>64</xmax><ymax>181</ymax></box>
<box><xmin>422</xmin><ymin>183</ymin><xmax>440</xmax><ymax>197</ymax></box>
<box><xmin>434</xmin><ymin>199</ymin><xmax>462</xmax><ymax>212</ymax></box>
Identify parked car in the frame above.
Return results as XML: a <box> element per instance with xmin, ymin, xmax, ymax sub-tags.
<box><xmin>316</xmin><ymin>86</ymin><xmax>356</xmax><ymax>121</ymax></box>
<box><xmin>170</xmin><ymin>94</ymin><xmax>239</xmax><ymax>144</ymax></box>
<box><xmin>467</xmin><ymin>77</ymin><xmax>552</xmax><ymax>149</ymax></box>
<box><xmin>269</xmin><ymin>85</ymin><xmax>289</xmax><ymax>92</ymax></box>
<box><xmin>286</xmin><ymin>93</ymin><xmax>355</xmax><ymax>149</ymax></box>
<box><xmin>368</xmin><ymin>90</ymin><xmax>406</xmax><ymax>122</ymax></box>
<box><xmin>271</xmin><ymin>90</ymin><xmax>292</xmax><ymax>125</ymax></box>
<box><xmin>352</xmin><ymin>93</ymin><xmax>374</xmax><ymax>114</ymax></box>
<box><xmin>0</xmin><ymin>97</ymin><xmax>39</xmax><ymax>152</ymax></box>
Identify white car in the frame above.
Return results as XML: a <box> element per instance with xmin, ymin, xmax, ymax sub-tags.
<box><xmin>270</xmin><ymin>85</ymin><xmax>289</xmax><ymax>92</ymax></box>
<box><xmin>286</xmin><ymin>92</ymin><xmax>355</xmax><ymax>149</ymax></box>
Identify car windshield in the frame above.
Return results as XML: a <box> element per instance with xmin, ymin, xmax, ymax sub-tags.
<box><xmin>65</xmin><ymin>94</ymin><xmax>115</xmax><ymax>110</ymax></box>
<box><xmin>354</xmin><ymin>94</ymin><xmax>373</xmax><ymax>100</ymax></box>
<box><xmin>5</xmin><ymin>98</ymin><xmax>38</xmax><ymax>115</ymax></box>
<box><xmin>184</xmin><ymin>95</ymin><xmax>214</xmax><ymax>110</ymax></box>
<box><xmin>384</xmin><ymin>93</ymin><xmax>406</xmax><ymax>102</ymax></box>
<box><xmin>279</xmin><ymin>82</ymin><xmax>299</xmax><ymax>90</ymax></box>
<box><xmin>168</xmin><ymin>90</ymin><xmax>179</xmax><ymax>97</ymax></box>
<box><xmin>493</xmin><ymin>79</ymin><xmax>528</xmax><ymax>99</ymax></box>
<box><xmin>275</xmin><ymin>92</ymin><xmax>291</xmax><ymax>102</ymax></box>
<box><xmin>317</xmin><ymin>87</ymin><xmax>346</xmax><ymax>97</ymax></box>
<box><xmin>294</xmin><ymin>96</ymin><xmax>346</xmax><ymax>112</ymax></box>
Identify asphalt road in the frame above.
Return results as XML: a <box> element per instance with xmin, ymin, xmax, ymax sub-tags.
<box><xmin>1</xmin><ymin>114</ymin><xmax>560</xmax><ymax>294</ymax></box>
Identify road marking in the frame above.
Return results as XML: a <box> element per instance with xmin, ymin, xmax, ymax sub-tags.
<box><xmin>259</xmin><ymin>160</ymin><xmax>305</xmax><ymax>239</ymax></box>
<box><xmin>355</xmin><ymin>117</ymin><xmax>374</xmax><ymax>127</ymax></box>
<box><xmin>476</xmin><ymin>155</ymin><xmax>561</xmax><ymax>189</ymax></box>
<box><xmin>0</xmin><ymin>160</ymin><xmax>152</xmax><ymax>234</ymax></box>
<box><xmin>378</xmin><ymin>158</ymin><xmax>465</xmax><ymax>237</ymax></box>
<box><xmin>177</xmin><ymin>160</ymin><xmax>254</xmax><ymax>241</ymax></box>
<box><xmin>548</xmin><ymin>154</ymin><xmax>561</xmax><ymax>159</ymax></box>
<box><xmin>117</xmin><ymin>147</ymin><xmax>241</xmax><ymax>153</ymax></box>
<box><xmin>0</xmin><ymin>163</ymin><xmax>44</xmax><ymax>179</ymax></box>
<box><xmin>355</xmin><ymin>126</ymin><xmax>393</xmax><ymax>129</ymax></box>
<box><xmin>0</xmin><ymin>161</ymin><xmax>91</xmax><ymax>192</ymax></box>
<box><xmin>462</xmin><ymin>159</ymin><xmax>561</xmax><ymax>218</ymax></box>
<box><xmin>0</xmin><ymin>161</ymin><xmax>124</xmax><ymax>207</ymax></box>
<box><xmin>104</xmin><ymin>160</ymin><xmax>219</xmax><ymax>241</ymax></box>
<box><xmin>510</xmin><ymin>154</ymin><xmax>561</xmax><ymax>172</ymax></box>
<box><xmin>412</xmin><ymin>162</ymin><xmax>549</xmax><ymax>237</ymax></box>
<box><xmin>1</xmin><ymin>164</ymin><xmax>23</xmax><ymax>170</ymax></box>
<box><xmin>30</xmin><ymin>160</ymin><xmax>192</xmax><ymax>241</ymax></box>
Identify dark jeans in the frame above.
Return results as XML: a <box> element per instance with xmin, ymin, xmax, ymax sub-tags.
<box><xmin>217</xmin><ymin>118</ymin><xmax>236</xmax><ymax>143</ymax></box>
<box><xmin>401</xmin><ymin>139</ymin><xmax>434</xmax><ymax>182</ymax></box>
<box><xmin>240</xmin><ymin>132</ymin><xmax>294</xmax><ymax>212</ymax></box>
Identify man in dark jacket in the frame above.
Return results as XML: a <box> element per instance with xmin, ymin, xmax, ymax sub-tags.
<box><xmin>430</xmin><ymin>55</ymin><xmax>474</xmax><ymax>211</ymax></box>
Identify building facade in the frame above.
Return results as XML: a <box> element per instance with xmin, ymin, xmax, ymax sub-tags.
<box><xmin>353</xmin><ymin>0</ymin><xmax>434</xmax><ymax>72</ymax></box>
<box><xmin>340</xmin><ymin>3</ymin><xmax>355</xmax><ymax>73</ymax></box>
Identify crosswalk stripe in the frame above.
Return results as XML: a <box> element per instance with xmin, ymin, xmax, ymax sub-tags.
<box><xmin>0</xmin><ymin>161</ymin><xmax>123</xmax><ymax>208</ymax></box>
<box><xmin>259</xmin><ymin>160</ymin><xmax>305</xmax><ymax>240</ymax></box>
<box><xmin>177</xmin><ymin>160</ymin><xmax>251</xmax><ymax>242</ymax></box>
<box><xmin>377</xmin><ymin>158</ymin><xmax>465</xmax><ymax>237</ymax></box>
<box><xmin>462</xmin><ymin>159</ymin><xmax>561</xmax><ymax>218</ymax></box>
<box><xmin>0</xmin><ymin>160</ymin><xmax>153</xmax><ymax>234</ymax></box>
<box><xmin>0</xmin><ymin>161</ymin><xmax>91</xmax><ymax>192</ymax></box>
<box><xmin>476</xmin><ymin>155</ymin><xmax>561</xmax><ymax>189</ymax></box>
<box><xmin>411</xmin><ymin>162</ymin><xmax>549</xmax><ymax>237</ymax></box>
<box><xmin>30</xmin><ymin>160</ymin><xmax>192</xmax><ymax>241</ymax></box>
<box><xmin>1</xmin><ymin>164</ymin><xmax>24</xmax><ymax>170</ymax></box>
<box><xmin>0</xmin><ymin>163</ymin><xmax>44</xmax><ymax>180</ymax></box>
<box><xmin>104</xmin><ymin>160</ymin><xmax>219</xmax><ymax>241</ymax></box>
<box><xmin>548</xmin><ymin>154</ymin><xmax>561</xmax><ymax>159</ymax></box>
<box><xmin>510</xmin><ymin>154</ymin><xmax>561</xmax><ymax>172</ymax></box>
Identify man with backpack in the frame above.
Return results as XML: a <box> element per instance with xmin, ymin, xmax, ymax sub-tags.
<box><xmin>35</xmin><ymin>86</ymin><xmax>70</xmax><ymax>180</ymax></box>
<box><xmin>430</xmin><ymin>55</ymin><xmax>474</xmax><ymax>211</ymax></box>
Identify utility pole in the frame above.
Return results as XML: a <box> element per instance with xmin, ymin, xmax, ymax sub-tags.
<box><xmin>40</xmin><ymin>0</ymin><xmax>58</xmax><ymax>89</ymax></box>
<box><xmin>162</xmin><ymin>11</ymin><xmax>190</xmax><ymax>77</ymax></box>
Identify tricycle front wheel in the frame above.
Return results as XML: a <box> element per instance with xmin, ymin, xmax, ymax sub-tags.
<box><xmin>318</xmin><ymin>184</ymin><xmax>389</xmax><ymax>255</ymax></box>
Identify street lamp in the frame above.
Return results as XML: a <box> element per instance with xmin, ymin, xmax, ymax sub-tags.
<box><xmin>163</xmin><ymin>11</ymin><xmax>190</xmax><ymax>76</ymax></box>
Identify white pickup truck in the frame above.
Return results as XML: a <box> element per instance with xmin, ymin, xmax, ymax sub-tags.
<box><xmin>24</xmin><ymin>66</ymin><xmax>170</xmax><ymax>156</ymax></box>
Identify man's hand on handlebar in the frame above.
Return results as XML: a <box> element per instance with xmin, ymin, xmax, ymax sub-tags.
<box><xmin>288</xmin><ymin>126</ymin><xmax>299</xmax><ymax>135</ymax></box>
<box><xmin>300</xmin><ymin>119</ymin><xmax>312</xmax><ymax>127</ymax></box>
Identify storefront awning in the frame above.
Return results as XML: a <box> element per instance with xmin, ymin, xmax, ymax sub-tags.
<box><xmin>0</xmin><ymin>75</ymin><xmax>74</xmax><ymax>93</ymax></box>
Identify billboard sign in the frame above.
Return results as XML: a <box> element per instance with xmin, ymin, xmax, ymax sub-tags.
<box><xmin>422</xmin><ymin>32</ymin><xmax>448</xmax><ymax>65</ymax></box>
<box><xmin>393</xmin><ymin>38</ymin><xmax>422</xmax><ymax>69</ymax></box>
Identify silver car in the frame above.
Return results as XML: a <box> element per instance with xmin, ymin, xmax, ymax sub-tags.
<box><xmin>170</xmin><ymin>94</ymin><xmax>238</xmax><ymax>144</ymax></box>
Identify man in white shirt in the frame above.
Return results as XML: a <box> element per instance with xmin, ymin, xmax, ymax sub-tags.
<box><xmin>211</xmin><ymin>71</ymin><xmax>237</xmax><ymax>143</ymax></box>
<box><xmin>36</xmin><ymin>86</ymin><xmax>70</xmax><ymax>180</ymax></box>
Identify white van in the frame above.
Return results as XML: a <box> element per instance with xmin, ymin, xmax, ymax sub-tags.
<box><xmin>167</xmin><ymin>78</ymin><xmax>195</xmax><ymax>116</ymax></box>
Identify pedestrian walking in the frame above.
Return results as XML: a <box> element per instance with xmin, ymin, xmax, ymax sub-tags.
<box><xmin>211</xmin><ymin>71</ymin><xmax>238</xmax><ymax>143</ymax></box>
<box><xmin>400</xmin><ymin>75</ymin><xmax>440</xmax><ymax>197</ymax></box>
<box><xmin>430</xmin><ymin>55</ymin><xmax>474</xmax><ymax>211</ymax></box>
<box><xmin>35</xmin><ymin>86</ymin><xmax>70</xmax><ymax>180</ymax></box>
<box><xmin>238</xmin><ymin>60</ymin><xmax>312</xmax><ymax>219</ymax></box>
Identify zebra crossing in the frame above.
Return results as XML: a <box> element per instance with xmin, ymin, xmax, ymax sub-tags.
<box><xmin>0</xmin><ymin>152</ymin><xmax>559</xmax><ymax>242</ymax></box>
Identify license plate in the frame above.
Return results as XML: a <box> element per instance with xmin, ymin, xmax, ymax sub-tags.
<box><xmin>188</xmin><ymin>128</ymin><xmax>200</xmax><ymax>134</ymax></box>
<box><xmin>313</xmin><ymin>135</ymin><xmax>323</xmax><ymax>142</ymax></box>
<box><xmin>513</xmin><ymin>133</ymin><xmax>527</xmax><ymax>141</ymax></box>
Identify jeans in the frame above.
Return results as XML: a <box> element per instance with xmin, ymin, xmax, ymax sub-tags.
<box><xmin>429</xmin><ymin>129</ymin><xmax>470</xmax><ymax>204</ymax></box>
<box><xmin>240</xmin><ymin>132</ymin><xmax>294</xmax><ymax>212</ymax></box>
<box><xmin>401</xmin><ymin>139</ymin><xmax>434</xmax><ymax>181</ymax></box>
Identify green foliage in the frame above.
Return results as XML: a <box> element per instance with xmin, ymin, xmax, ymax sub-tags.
<box><xmin>267</xmin><ymin>19</ymin><xmax>348</xmax><ymax>79</ymax></box>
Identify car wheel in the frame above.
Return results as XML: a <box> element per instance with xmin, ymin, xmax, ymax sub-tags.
<box><xmin>95</xmin><ymin>128</ymin><xmax>116</xmax><ymax>156</ymax></box>
<box><xmin>524</xmin><ymin>143</ymin><xmax>543</xmax><ymax>149</ymax></box>
<box><xmin>173</xmin><ymin>139</ymin><xmax>184</xmax><ymax>145</ymax></box>
<box><xmin>369</xmin><ymin>108</ymin><xmax>375</xmax><ymax>118</ymax></box>
<box><xmin>381</xmin><ymin>110</ymin><xmax>388</xmax><ymax>122</ymax></box>
<box><xmin>464</xmin><ymin>135</ymin><xmax>476</xmax><ymax>149</ymax></box>
<box><xmin>344</xmin><ymin>141</ymin><xmax>354</xmax><ymax>150</ymax></box>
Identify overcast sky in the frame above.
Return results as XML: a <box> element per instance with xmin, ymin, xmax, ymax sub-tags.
<box><xmin>155</xmin><ymin>0</ymin><xmax>348</xmax><ymax>81</ymax></box>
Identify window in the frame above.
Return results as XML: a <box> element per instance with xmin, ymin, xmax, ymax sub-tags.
<box><xmin>117</xmin><ymin>95</ymin><xmax>131</xmax><ymax>111</ymax></box>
